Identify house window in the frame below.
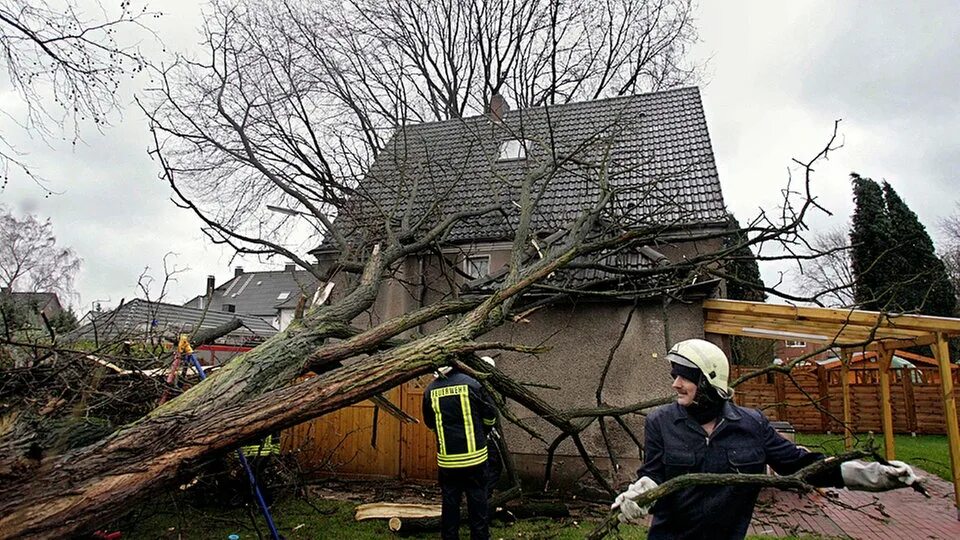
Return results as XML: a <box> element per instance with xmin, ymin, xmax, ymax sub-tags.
<box><xmin>463</xmin><ymin>255</ymin><xmax>490</xmax><ymax>280</ymax></box>
<box><xmin>223</xmin><ymin>304</ymin><xmax>236</xmax><ymax>313</ymax></box>
<box><xmin>498</xmin><ymin>139</ymin><xmax>527</xmax><ymax>161</ymax></box>
<box><xmin>277</xmin><ymin>292</ymin><xmax>290</xmax><ymax>301</ymax></box>
<box><xmin>785</xmin><ymin>340</ymin><xmax>806</xmax><ymax>348</ymax></box>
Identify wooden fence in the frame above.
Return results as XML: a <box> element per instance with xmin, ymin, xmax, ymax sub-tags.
<box><xmin>732</xmin><ymin>365</ymin><xmax>960</xmax><ymax>434</ymax></box>
<box><xmin>281</xmin><ymin>374</ymin><xmax>438</xmax><ymax>480</ymax></box>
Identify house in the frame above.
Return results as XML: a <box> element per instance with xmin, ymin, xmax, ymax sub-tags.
<box><xmin>773</xmin><ymin>338</ymin><xmax>835</xmax><ymax>365</ymax></box>
<box><xmin>816</xmin><ymin>349</ymin><xmax>956</xmax><ymax>384</ymax></box>
<box><xmin>183</xmin><ymin>265</ymin><xmax>321</xmax><ymax>330</ymax></box>
<box><xmin>69</xmin><ymin>298</ymin><xmax>277</xmax><ymax>362</ymax></box>
<box><xmin>292</xmin><ymin>87</ymin><xmax>731</xmax><ymax>486</ymax></box>
<box><xmin>0</xmin><ymin>288</ymin><xmax>64</xmax><ymax>330</ymax></box>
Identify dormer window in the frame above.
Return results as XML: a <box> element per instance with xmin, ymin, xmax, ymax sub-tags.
<box><xmin>277</xmin><ymin>292</ymin><xmax>290</xmax><ymax>301</ymax></box>
<box><xmin>463</xmin><ymin>255</ymin><xmax>490</xmax><ymax>280</ymax></box>
<box><xmin>498</xmin><ymin>139</ymin><xmax>528</xmax><ymax>161</ymax></box>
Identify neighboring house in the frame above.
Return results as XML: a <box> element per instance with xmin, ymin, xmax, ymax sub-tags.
<box><xmin>295</xmin><ymin>87</ymin><xmax>731</xmax><ymax>485</ymax></box>
<box><xmin>0</xmin><ymin>288</ymin><xmax>64</xmax><ymax>330</ymax></box>
<box><xmin>773</xmin><ymin>338</ymin><xmax>835</xmax><ymax>365</ymax></box>
<box><xmin>817</xmin><ymin>349</ymin><xmax>956</xmax><ymax>384</ymax></box>
<box><xmin>69</xmin><ymin>298</ymin><xmax>277</xmax><ymax>358</ymax></box>
<box><xmin>183</xmin><ymin>265</ymin><xmax>321</xmax><ymax>330</ymax></box>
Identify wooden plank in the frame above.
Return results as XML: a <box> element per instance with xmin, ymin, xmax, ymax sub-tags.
<box><xmin>707</xmin><ymin>311</ymin><xmax>932</xmax><ymax>340</ymax></box>
<box><xmin>704</xmin><ymin>299</ymin><xmax>960</xmax><ymax>334</ymax></box>
<box><xmin>930</xmin><ymin>334</ymin><xmax>960</xmax><ymax>518</ymax></box>
<box><xmin>841</xmin><ymin>350</ymin><xmax>853</xmax><ymax>450</ymax></box>
<box><xmin>878</xmin><ymin>349</ymin><xmax>896</xmax><ymax>460</ymax></box>
<box><xmin>355</xmin><ymin>502</ymin><xmax>441</xmax><ymax>521</ymax></box>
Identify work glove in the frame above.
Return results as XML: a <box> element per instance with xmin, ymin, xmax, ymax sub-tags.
<box><xmin>611</xmin><ymin>476</ymin><xmax>658</xmax><ymax>523</ymax></box>
<box><xmin>840</xmin><ymin>460</ymin><xmax>918</xmax><ymax>492</ymax></box>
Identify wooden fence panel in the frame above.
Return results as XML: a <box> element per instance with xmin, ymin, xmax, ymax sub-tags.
<box><xmin>400</xmin><ymin>375</ymin><xmax>438</xmax><ymax>481</ymax></box>
<box><xmin>730</xmin><ymin>365</ymin><xmax>960</xmax><ymax>435</ymax></box>
<box><xmin>282</xmin><ymin>386</ymin><xmax>402</xmax><ymax>477</ymax></box>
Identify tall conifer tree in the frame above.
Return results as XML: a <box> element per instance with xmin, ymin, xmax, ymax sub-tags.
<box><xmin>722</xmin><ymin>214</ymin><xmax>772</xmax><ymax>365</ymax></box>
<box><xmin>849</xmin><ymin>174</ymin><xmax>892</xmax><ymax>310</ymax></box>
<box><xmin>882</xmin><ymin>182</ymin><xmax>957</xmax><ymax>316</ymax></box>
<box><xmin>723</xmin><ymin>214</ymin><xmax>767</xmax><ymax>302</ymax></box>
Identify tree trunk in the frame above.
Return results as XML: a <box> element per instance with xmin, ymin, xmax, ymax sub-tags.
<box><xmin>0</xmin><ymin>331</ymin><xmax>445</xmax><ymax>539</ymax></box>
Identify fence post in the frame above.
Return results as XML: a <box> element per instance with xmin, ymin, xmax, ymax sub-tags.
<box><xmin>841</xmin><ymin>350</ymin><xmax>853</xmax><ymax>450</ymax></box>
<box><xmin>774</xmin><ymin>371</ymin><xmax>787</xmax><ymax>421</ymax></box>
<box><xmin>902</xmin><ymin>367</ymin><xmax>917</xmax><ymax>434</ymax></box>
<box><xmin>817</xmin><ymin>365</ymin><xmax>830</xmax><ymax>432</ymax></box>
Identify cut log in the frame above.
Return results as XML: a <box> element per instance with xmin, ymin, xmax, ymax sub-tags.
<box><xmin>388</xmin><ymin>516</ymin><xmax>441</xmax><ymax>535</ymax></box>
<box><xmin>355</xmin><ymin>502</ymin><xmax>441</xmax><ymax>521</ymax></box>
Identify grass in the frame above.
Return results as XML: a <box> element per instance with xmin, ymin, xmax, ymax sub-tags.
<box><xmin>795</xmin><ymin>432</ymin><xmax>953</xmax><ymax>481</ymax></box>
<box><xmin>111</xmin><ymin>496</ymin><xmax>835</xmax><ymax>539</ymax></box>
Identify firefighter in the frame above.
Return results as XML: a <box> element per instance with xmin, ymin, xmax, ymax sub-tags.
<box><xmin>612</xmin><ymin>339</ymin><xmax>918</xmax><ymax>540</ymax></box>
<box><xmin>423</xmin><ymin>362</ymin><xmax>498</xmax><ymax>540</ymax></box>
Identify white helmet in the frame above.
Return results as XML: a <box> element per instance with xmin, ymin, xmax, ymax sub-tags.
<box><xmin>435</xmin><ymin>366</ymin><xmax>453</xmax><ymax>377</ymax></box>
<box><xmin>480</xmin><ymin>356</ymin><xmax>495</xmax><ymax>368</ymax></box>
<box><xmin>667</xmin><ymin>339</ymin><xmax>731</xmax><ymax>397</ymax></box>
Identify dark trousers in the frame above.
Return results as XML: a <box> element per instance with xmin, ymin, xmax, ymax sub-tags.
<box><xmin>439</xmin><ymin>464</ymin><xmax>489</xmax><ymax>540</ymax></box>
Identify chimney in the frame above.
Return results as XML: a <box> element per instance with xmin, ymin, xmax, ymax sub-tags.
<box><xmin>205</xmin><ymin>275</ymin><xmax>216</xmax><ymax>298</ymax></box>
<box><xmin>488</xmin><ymin>93</ymin><xmax>509</xmax><ymax>123</ymax></box>
<box><xmin>234</xmin><ymin>266</ymin><xmax>244</xmax><ymax>277</ymax></box>
<box><xmin>284</xmin><ymin>263</ymin><xmax>296</xmax><ymax>272</ymax></box>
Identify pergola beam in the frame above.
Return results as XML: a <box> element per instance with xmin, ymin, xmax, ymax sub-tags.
<box><xmin>840</xmin><ymin>349</ymin><xmax>853</xmax><ymax>450</ymax></box>
<box><xmin>931</xmin><ymin>333</ymin><xmax>960</xmax><ymax>519</ymax></box>
<box><xmin>878</xmin><ymin>348</ymin><xmax>896</xmax><ymax>461</ymax></box>
<box><xmin>705</xmin><ymin>299</ymin><xmax>960</xmax><ymax>518</ymax></box>
<box><xmin>704</xmin><ymin>320</ymin><xmax>932</xmax><ymax>348</ymax></box>
<box><xmin>705</xmin><ymin>299</ymin><xmax>960</xmax><ymax>335</ymax></box>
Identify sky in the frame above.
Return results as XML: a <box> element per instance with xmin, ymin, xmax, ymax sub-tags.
<box><xmin>1</xmin><ymin>0</ymin><xmax>958</xmax><ymax>312</ymax></box>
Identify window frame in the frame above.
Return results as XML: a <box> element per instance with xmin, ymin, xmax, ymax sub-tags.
<box><xmin>462</xmin><ymin>254</ymin><xmax>491</xmax><ymax>280</ymax></box>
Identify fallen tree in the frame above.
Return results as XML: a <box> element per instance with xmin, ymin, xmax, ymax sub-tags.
<box><xmin>0</xmin><ymin>2</ymin><xmax>854</xmax><ymax>537</ymax></box>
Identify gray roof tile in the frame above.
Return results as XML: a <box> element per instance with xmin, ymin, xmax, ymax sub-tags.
<box><xmin>69</xmin><ymin>298</ymin><xmax>277</xmax><ymax>343</ymax></box>
<box><xmin>184</xmin><ymin>270</ymin><xmax>320</xmax><ymax>319</ymax></box>
<box><xmin>340</xmin><ymin>87</ymin><xmax>726</xmax><ymax>245</ymax></box>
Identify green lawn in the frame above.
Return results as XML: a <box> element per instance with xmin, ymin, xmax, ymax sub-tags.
<box><xmin>795</xmin><ymin>432</ymin><xmax>952</xmax><ymax>481</ymax></box>
<box><xmin>111</xmin><ymin>496</ymin><xmax>835</xmax><ymax>539</ymax></box>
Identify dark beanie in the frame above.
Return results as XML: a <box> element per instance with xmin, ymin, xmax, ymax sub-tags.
<box><xmin>669</xmin><ymin>361</ymin><xmax>726</xmax><ymax>424</ymax></box>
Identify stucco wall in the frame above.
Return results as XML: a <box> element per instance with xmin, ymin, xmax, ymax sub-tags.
<box><xmin>481</xmin><ymin>299</ymin><xmax>706</xmax><ymax>485</ymax></box>
<box><xmin>315</xmin><ymin>244</ymin><xmax>716</xmax><ymax>486</ymax></box>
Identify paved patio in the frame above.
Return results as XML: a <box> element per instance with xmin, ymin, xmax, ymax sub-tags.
<box><xmin>745</xmin><ymin>468</ymin><xmax>960</xmax><ymax>539</ymax></box>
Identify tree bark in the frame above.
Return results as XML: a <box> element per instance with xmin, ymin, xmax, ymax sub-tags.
<box><xmin>0</xmin><ymin>331</ymin><xmax>445</xmax><ymax>539</ymax></box>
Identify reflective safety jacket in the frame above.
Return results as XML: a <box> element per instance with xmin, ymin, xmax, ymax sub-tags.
<box><xmin>423</xmin><ymin>370</ymin><xmax>498</xmax><ymax>469</ymax></box>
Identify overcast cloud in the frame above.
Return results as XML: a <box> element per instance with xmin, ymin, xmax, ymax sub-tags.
<box><xmin>1</xmin><ymin>0</ymin><xmax>958</xmax><ymax>312</ymax></box>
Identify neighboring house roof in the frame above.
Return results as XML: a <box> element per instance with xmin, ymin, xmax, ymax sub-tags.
<box><xmin>67</xmin><ymin>298</ymin><xmax>277</xmax><ymax>343</ymax></box>
<box><xmin>183</xmin><ymin>269</ymin><xmax>320</xmax><ymax>319</ymax></box>
<box><xmin>0</xmin><ymin>291</ymin><xmax>63</xmax><ymax>315</ymax></box>
<box><xmin>818</xmin><ymin>350</ymin><xmax>954</xmax><ymax>370</ymax></box>
<box><xmin>323</xmin><ymin>86</ymin><xmax>725</xmax><ymax>251</ymax></box>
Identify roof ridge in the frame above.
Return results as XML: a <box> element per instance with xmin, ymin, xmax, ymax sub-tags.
<box><xmin>393</xmin><ymin>86</ymin><xmax>701</xmax><ymax>132</ymax></box>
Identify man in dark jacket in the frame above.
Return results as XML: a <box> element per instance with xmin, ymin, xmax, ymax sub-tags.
<box><xmin>612</xmin><ymin>339</ymin><xmax>918</xmax><ymax>540</ymax></box>
<box><xmin>423</xmin><ymin>364</ymin><xmax>498</xmax><ymax>540</ymax></box>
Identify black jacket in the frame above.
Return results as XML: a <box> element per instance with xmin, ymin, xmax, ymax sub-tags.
<box><xmin>638</xmin><ymin>401</ymin><xmax>843</xmax><ymax>540</ymax></box>
<box><xmin>423</xmin><ymin>370</ymin><xmax>498</xmax><ymax>468</ymax></box>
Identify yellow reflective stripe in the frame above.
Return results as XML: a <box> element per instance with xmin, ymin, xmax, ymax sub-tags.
<box><xmin>431</xmin><ymin>390</ymin><xmax>446</xmax><ymax>454</ymax></box>
<box><xmin>437</xmin><ymin>447</ymin><xmax>488</xmax><ymax>468</ymax></box>
<box><xmin>460</xmin><ymin>391</ymin><xmax>476</xmax><ymax>454</ymax></box>
<box><xmin>483</xmin><ymin>418</ymin><xmax>496</xmax><ymax>426</ymax></box>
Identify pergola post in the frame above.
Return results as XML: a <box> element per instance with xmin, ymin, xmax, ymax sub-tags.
<box><xmin>930</xmin><ymin>332</ymin><xmax>960</xmax><ymax>520</ymax></box>
<box><xmin>878</xmin><ymin>348</ymin><xmax>896</xmax><ymax>461</ymax></box>
<box><xmin>841</xmin><ymin>349</ymin><xmax>853</xmax><ymax>450</ymax></box>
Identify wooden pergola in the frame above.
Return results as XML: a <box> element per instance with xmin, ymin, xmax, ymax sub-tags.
<box><xmin>703</xmin><ymin>299</ymin><xmax>960</xmax><ymax>517</ymax></box>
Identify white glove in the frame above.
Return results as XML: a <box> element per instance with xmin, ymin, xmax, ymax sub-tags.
<box><xmin>841</xmin><ymin>460</ymin><xmax>918</xmax><ymax>492</ymax></box>
<box><xmin>611</xmin><ymin>476</ymin><xmax>658</xmax><ymax>523</ymax></box>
